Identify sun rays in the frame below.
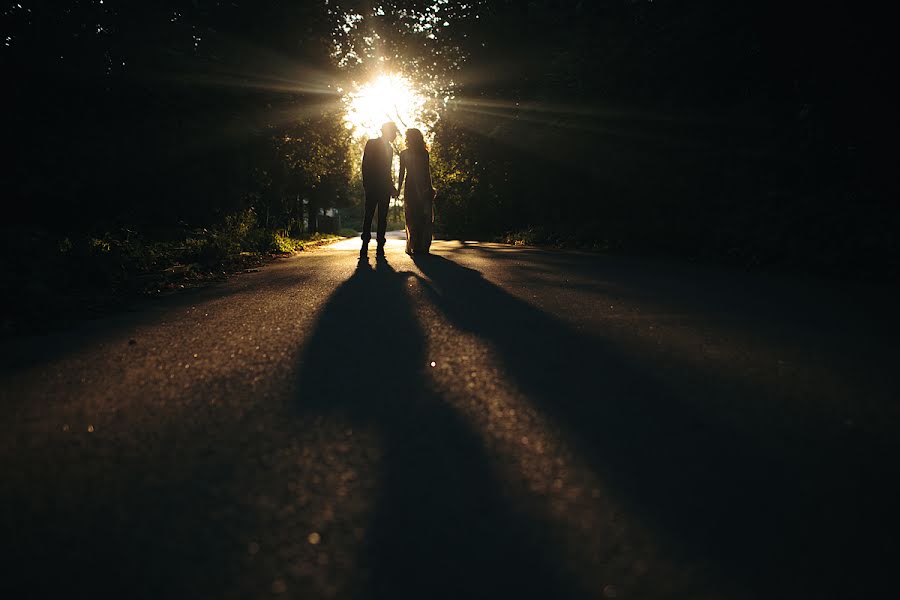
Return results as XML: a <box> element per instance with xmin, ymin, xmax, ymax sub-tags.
<box><xmin>342</xmin><ymin>73</ymin><xmax>429</xmax><ymax>139</ymax></box>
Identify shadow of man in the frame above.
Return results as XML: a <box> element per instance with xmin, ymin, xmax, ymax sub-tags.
<box><xmin>411</xmin><ymin>253</ymin><xmax>881</xmax><ymax>599</ymax></box>
<box><xmin>293</xmin><ymin>257</ymin><xmax>577</xmax><ymax>599</ymax></box>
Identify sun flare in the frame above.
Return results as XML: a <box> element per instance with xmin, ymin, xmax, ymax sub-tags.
<box><xmin>343</xmin><ymin>74</ymin><xmax>427</xmax><ymax>139</ymax></box>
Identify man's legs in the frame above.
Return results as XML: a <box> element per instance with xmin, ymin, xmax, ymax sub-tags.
<box><xmin>376</xmin><ymin>194</ymin><xmax>390</xmax><ymax>249</ymax></box>
<box><xmin>361</xmin><ymin>190</ymin><xmax>379</xmax><ymax>245</ymax></box>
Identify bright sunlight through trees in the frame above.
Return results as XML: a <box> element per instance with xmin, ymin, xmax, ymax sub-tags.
<box><xmin>342</xmin><ymin>73</ymin><xmax>429</xmax><ymax>140</ymax></box>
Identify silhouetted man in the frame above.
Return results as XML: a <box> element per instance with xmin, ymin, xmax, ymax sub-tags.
<box><xmin>360</xmin><ymin>122</ymin><xmax>399</xmax><ymax>257</ymax></box>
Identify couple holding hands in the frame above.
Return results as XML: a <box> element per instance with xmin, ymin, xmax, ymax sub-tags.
<box><xmin>360</xmin><ymin>122</ymin><xmax>435</xmax><ymax>257</ymax></box>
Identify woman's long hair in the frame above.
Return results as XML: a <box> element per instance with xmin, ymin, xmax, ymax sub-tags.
<box><xmin>405</xmin><ymin>128</ymin><xmax>428</xmax><ymax>154</ymax></box>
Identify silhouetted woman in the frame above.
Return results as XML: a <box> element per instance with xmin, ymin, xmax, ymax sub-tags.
<box><xmin>397</xmin><ymin>128</ymin><xmax>435</xmax><ymax>255</ymax></box>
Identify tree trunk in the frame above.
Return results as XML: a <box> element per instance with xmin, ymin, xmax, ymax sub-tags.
<box><xmin>307</xmin><ymin>197</ymin><xmax>319</xmax><ymax>233</ymax></box>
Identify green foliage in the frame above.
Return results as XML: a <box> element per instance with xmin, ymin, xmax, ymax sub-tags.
<box><xmin>330</xmin><ymin>1</ymin><xmax>484</xmax><ymax>124</ymax></box>
<box><xmin>431</xmin><ymin>120</ymin><xmax>488</xmax><ymax>238</ymax></box>
<box><xmin>4</xmin><ymin>0</ymin><xmax>358</xmax><ymax>239</ymax></box>
<box><xmin>421</xmin><ymin>1</ymin><xmax>898</xmax><ymax>275</ymax></box>
<box><xmin>271</xmin><ymin>233</ymin><xmax>300</xmax><ymax>253</ymax></box>
<box><xmin>270</xmin><ymin>232</ymin><xmax>344</xmax><ymax>253</ymax></box>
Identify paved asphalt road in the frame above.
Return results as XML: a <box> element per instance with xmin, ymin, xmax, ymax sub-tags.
<box><xmin>2</xmin><ymin>234</ymin><xmax>898</xmax><ymax>599</ymax></box>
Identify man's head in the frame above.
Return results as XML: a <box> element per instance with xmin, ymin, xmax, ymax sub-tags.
<box><xmin>380</xmin><ymin>122</ymin><xmax>398</xmax><ymax>142</ymax></box>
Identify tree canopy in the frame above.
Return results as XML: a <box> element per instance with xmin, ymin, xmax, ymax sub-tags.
<box><xmin>3</xmin><ymin>1</ymin><xmax>895</xmax><ymax>274</ymax></box>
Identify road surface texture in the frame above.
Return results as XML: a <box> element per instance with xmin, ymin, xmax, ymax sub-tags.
<box><xmin>2</xmin><ymin>233</ymin><xmax>898</xmax><ymax>599</ymax></box>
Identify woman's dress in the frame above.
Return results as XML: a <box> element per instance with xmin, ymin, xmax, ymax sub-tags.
<box><xmin>400</xmin><ymin>149</ymin><xmax>434</xmax><ymax>254</ymax></box>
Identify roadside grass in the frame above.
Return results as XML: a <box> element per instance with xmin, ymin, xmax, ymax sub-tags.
<box><xmin>272</xmin><ymin>231</ymin><xmax>347</xmax><ymax>253</ymax></box>
<box><xmin>497</xmin><ymin>220</ymin><xmax>899</xmax><ymax>281</ymax></box>
<box><xmin>2</xmin><ymin>212</ymin><xmax>352</xmax><ymax>336</ymax></box>
<box><xmin>499</xmin><ymin>225</ymin><xmax>613</xmax><ymax>252</ymax></box>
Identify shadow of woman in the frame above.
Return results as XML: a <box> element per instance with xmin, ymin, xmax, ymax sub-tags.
<box><xmin>411</xmin><ymin>253</ymin><xmax>880</xmax><ymax>598</ymax></box>
<box><xmin>293</xmin><ymin>257</ymin><xmax>579</xmax><ymax>599</ymax></box>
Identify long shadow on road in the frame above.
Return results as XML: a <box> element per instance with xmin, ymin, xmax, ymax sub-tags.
<box><xmin>293</xmin><ymin>256</ymin><xmax>579</xmax><ymax>599</ymax></box>
<box><xmin>13</xmin><ymin>249</ymin><xmax>890</xmax><ymax>599</ymax></box>
<box><xmin>412</xmin><ymin>253</ymin><xmax>896</xmax><ymax>599</ymax></box>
